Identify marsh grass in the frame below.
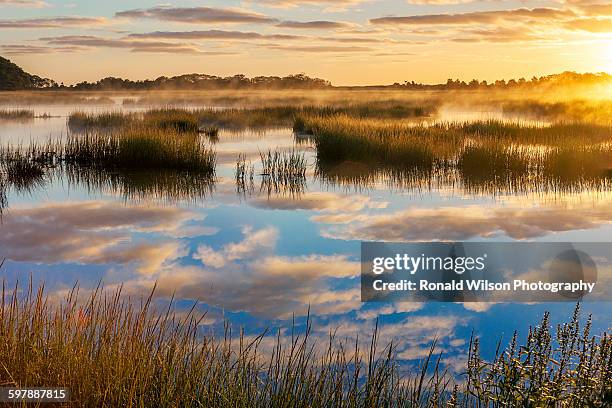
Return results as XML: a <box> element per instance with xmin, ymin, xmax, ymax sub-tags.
<box><xmin>67</xmin><ymin>167</ymin><xmax>215</xmax><ymax>202</ymax></box>
<box><xmin>300</xmin><ymin>115</ymin><xmax>612</xmax><ymax>194</ymax></box>
<box><xmin>259</xmin><ymin>172</ymin><xmax>306</xmax><ymax>199</ymax></box>
<box><xmin>0</xmin><ymin>126</ymin><xmax>216</xmax><ymax>207</ymax></box>
<box><xmin>198</xmin><ymin>102</ymin><xmax>436</xmax><ymax>131</ymax></box>
<box><xmin>260</xmin><ymin>149</ymin><xmax>307</xmax><ymax>187</ymax></box>
<box><xmin>68</xmin><ymin>111</ymin><xmax>136</xmax><ymax>130</ymax></box>
<box><xmin>235</xmin><ymin>153</ymin><xmax>255</xmax><ymax>196</ymax></box>
<box><xmin>70</xmin><ymin>102</ymin><xmax>438</xmax><ymax>135</ymax></box>
<box><xmin>0</xmin><ymin>108</ymin><xmax>35</xmax><ymax>120</ymax></box>
<box><xmin>0</xmin><ymin>147</ymin><xmax>52</xmax><ymax>210</ymax></box>
<box><xmin>143</xmin><ymin>108</ymin><xmax>201</xmax><ymax>133</ymax></box>
<box><xmin>69</xmin><ymin>109</ymin><xmax>201</xmax><ymax>134</ymax></box>
<box><xmin>502</xmin><ymin>99</ymin><xmax>612</xmax><ymax>125</ymax></box>
<box><xmin>62</xmin><ymin>127</ymin><xmax>215</xmax><ymax>172</ymax></box>
<box><xmin>202</xmin><ymin>126</ymin><xmax>220</xmax><ymax>142</ymax></box>
<box><xmin>0</xmin><ymin>282</ymin><xmax>609</xmax><ymax>407</ymax></box>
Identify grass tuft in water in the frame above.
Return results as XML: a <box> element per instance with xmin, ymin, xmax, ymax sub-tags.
<box><xmin>300</xmin><ymin>115</ymin><xmax>612</xmax><ymax>194</ymax></box>
<box><xmin>0</xmin><ymin>109</ymin><xmax>35</xmax><ymax>120</ymax></box>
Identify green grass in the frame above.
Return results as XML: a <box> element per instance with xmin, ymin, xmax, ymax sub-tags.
<box><xmin>0</xmin><ymin>108</ymin><xmax>35</xmax><ymax>120</ymax></box>
<box><xmin>0</xmin><ymin>283</ymin><xmax>609</xmax><ymax>407</ymax></box>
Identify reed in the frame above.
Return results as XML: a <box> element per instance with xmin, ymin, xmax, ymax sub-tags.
<box><xmin>143</xmin><ymin>108</ymin><xmax>200</xmax><ymax>133</ymax></box>
<box><xmin>70</xmin><ymin>102</ymin><xmax>438</xmax><ymax>135</ymax></box>
<box><xmin>0</xmin><ymin>282</ymin><xmax>609</xmax><ymax>407</ymax></box>
<box><xmin>68</xmin><ymin>111</ymin><xmax>135</xmax><ymax>130</ymax></box>
<box><xmin>235</xmin><ymin>153</ymin><xmax>255</xmax><ymax>196</ymax></box>
<box><xmin>66</xmin><ymin>167</ymin><xmax>215</xmax><ymax>203</ymax></box>
<box><xmin>260</xmin><ymin>150</ymin><xmax>307</xmax><ymax>181</ymax></box>
<box><xmin>69</xmin><ymin>109</ymin><xmax>201</xmax><ymax>134</ymax></box>
<box><xmin>0</xmin><ymin>148</ymin><xmax>49</xmax><ymax>193</ymax></box>
<box><xmin>0</xmin><ymin>108</ymin><xmax>35</xmax><ymax>120</ymax></box>
<box><xmin>197</xmin><ymin>102</ymin><xmax>436</xmax><ymax>130</ymax></box>
<box><xmin>502</xmin><ymin>99</ymin><xmax>612</xmax><ymax>125</ymax></box>
<box><xmin>0</xmin><ymin>127</ymin><xmax>216</xmax><ymax>204</ymax></box>
<box><xmin>63</xmin><ymin>127</ymin><xmax>215</xmax><ymax>172</ymax></box>
<box><xmin>300</xmin><ymin>115</ymin><xmax>612</xmax><ymax>193</ymax></box>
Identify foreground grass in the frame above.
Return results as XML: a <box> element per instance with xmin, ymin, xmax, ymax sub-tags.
<box><xmin>0</xmin><ymin>283</ymin><xmax>609</xmax><ymax>407</ymax></box>
<box><xmin>299</xmin><ymin>115</ymin><xmax>612</xmax><ymax>193</ymax></box>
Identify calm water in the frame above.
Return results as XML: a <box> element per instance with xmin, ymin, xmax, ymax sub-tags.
<box><xmin>1</xmin><ymin>104</ymin><xmax>610</xmax><ymax>373</ymax></box>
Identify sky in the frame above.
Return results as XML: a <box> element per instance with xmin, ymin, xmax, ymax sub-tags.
<box><xmin>0</xmin><ymin>0</ymin><xmax>610</xmax><ymax>86</ymax></box>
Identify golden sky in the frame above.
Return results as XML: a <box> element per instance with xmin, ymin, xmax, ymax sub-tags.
<box><xmin>0</xmin><ymin>0</ymin><xmax>610</xmax><ymax>85</ymax></box>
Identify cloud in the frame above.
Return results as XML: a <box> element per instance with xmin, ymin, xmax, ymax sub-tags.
<box><xmin>0</xmin><ymin>201</ymin><xmax>200</xmax><ymax>274</ymax></box>
<box><xmin>40</xmin><ymin>35</ymin><xmax>231</xmax><ymax>55</ymax></box>
<box><xmin>0</xmin><ymin>16</ymin><xmax>107</xmax><ymax>28</ymax></box>
<box><xmin>370</xmin><ymin>8</ymin><xmax>575</xmax><ymax>26</ymax></box>
<box><xmin>250</xmin><ymin>191</ymin><xmax>387</xmax><ymax>213</ymax></box>
<box><xmin>452</xmin><ymin>27</ymin><xmax>544</xmax><ymax>43</ymax></box>
<box><xmin>574</xmin><ymin>3</ymin><xmax>612</xmax><ymax>17</ymax></box>
<box><xmin>128</xmin><ymin>30</ymin><xmax>303</xmax><ymax>41</ymax></box>
<box><xmin>256</xmin><ymin>0</ymin><xmax>366</xmax><ymax>11</ymax></box>
<box><xmin>115</xmin><ymin>6</ymin><xmax>275</xmax><ymax>24</ymax></box>
<box><xmin>357</xmin><ymin>302</ymin><xmax>423</xmax><ymax>319</ymax></box>
<box><xmin>276</xmin><ymin>20</ymin><xmax>352</xmax><ymax>29</ymax></box>
<box><xmin>564</xmin><ymin>17</ymin><xmax>612</xmax><ymax>32</ymax></box>
<box><xmin>319</xmin><ymin>202</ymin><xmax>612</xmax><ymax>241</ymax></box>
<box><xmin>194</xmin><ymin>226</ymin><xmax>278</xmax><ymax>268</ymax></box>
<box><xmin>0</xmin><ymin>0</ymin><xmax>48</xmax><ymax>7</ymax></box>
<box><xmin>0</xmin><ymin>44</ymin><xmax>85</xmax><ymax>54</ymax></box>
<box><xmin>128</xmin><ymin>30</ymin><xmax>384</xmax><ymax>45</ymax></box>
<box><xmin>406</xmin><ymin>0</ymin><xmax>475</xmax><ymax>4</ymax></box>
<box><xmin>188</xmin><ymin>226</ymin><xmax>360</xmax><ymax>318</ymax></box>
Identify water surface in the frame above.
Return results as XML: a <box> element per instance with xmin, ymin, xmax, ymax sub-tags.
<box><xmin>1</xmin><ymin>103</ymin><xmax>610</xmax><ymax>374</ymax></box>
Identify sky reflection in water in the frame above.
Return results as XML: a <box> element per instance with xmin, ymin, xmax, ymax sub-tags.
<box><xmin>0</xmin><ymin>105</ymin><xmax>610</xmax><ymax>374</ymax></box>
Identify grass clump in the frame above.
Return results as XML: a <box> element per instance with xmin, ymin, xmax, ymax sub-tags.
<box><xmin>0</xmin><ymin>108</ymin><xmax>35</xmax><ymax>120</ymax></box>
<box><xmin>502</xmin><ymin>99</ymin><xmax>612</xmax><ymax>125</ymax></box>
<box><xmin>68</xmin><ymin>111</ymin><xmax>135</xmax><ymax>130</ymax></box>
<box><xmin>0</xmin><ymin>283</ymin><xmax>610</xmax><ymax>407</ymax></box>
<box><xmin>0</xmin><ymin>127</ymin><xmax>216</xmax><ymax>207</ymax></box>
<box><xmin>62</xmin><ymin>127</ymin><xmax>215</xmax><ymax>172</ymax></box>
<box><xmin>299</xmin><ymin>115</ymin><xmax>612</xmax><ymax>194</ymax></box>
<box><xmin>235</xmin><ymin>154</ymin><xmax>255</xmax><ymax>196</ymax></box>
<box><xmin>260</xmin><ymin>150</ymin><xmax>307</xmax><ymax>179</ymax></box>
<box><xmin>143</xmin><ymin>108</ymin><xmax>201</xmax><ymax>133</ymax></box>
<box><xmin>0</xmin><ymin>147</ymin><xmax>50</xmax><ymax>193</ymax></box>
<box><xmin>68</xmin><ymin>109</ymin><xmax>201</xmax><ymax>134</ymax></box>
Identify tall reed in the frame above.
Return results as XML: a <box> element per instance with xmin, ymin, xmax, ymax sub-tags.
<box><xmin>0</xmin><ymin>282</ymin><xmax>609</xmax><ymax>407</ymax></box>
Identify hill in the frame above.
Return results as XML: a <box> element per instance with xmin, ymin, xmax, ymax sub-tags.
<box><xmin>0</xmin><ymin>56</ymin><xmax>56</xmax><ymax>90</ymax></box>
